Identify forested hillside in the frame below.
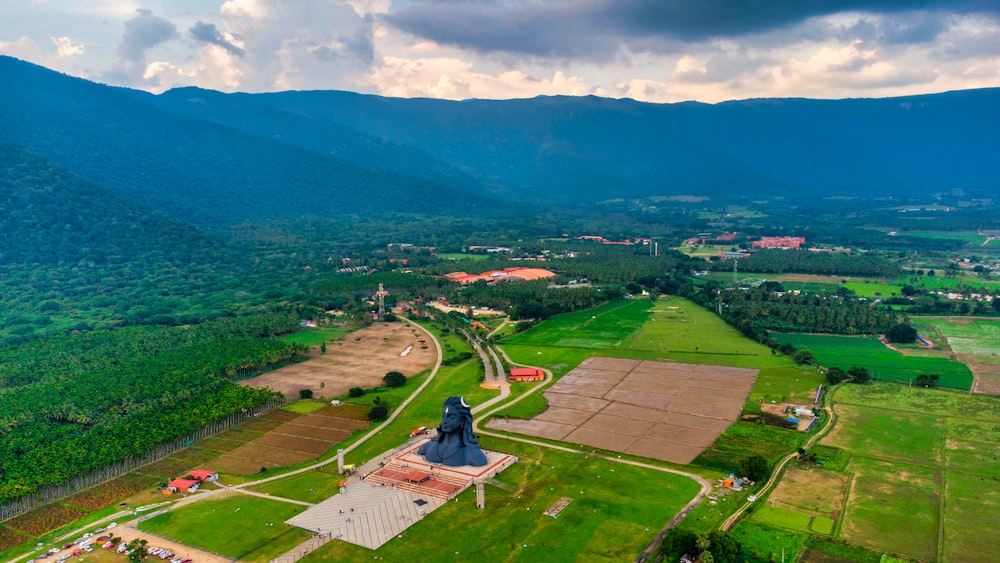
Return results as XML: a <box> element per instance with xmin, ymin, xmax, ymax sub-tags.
<box><xmin>0</xmin><ymin>315</ymin><xmax>304</xmax><ymax>502</ymax></box>
<box><xmin>0</xmin><ymin>57</ymin><xmax>499</xmax><ymax>227</ymax></box>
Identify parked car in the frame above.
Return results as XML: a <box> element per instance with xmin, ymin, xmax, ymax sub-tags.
<box><xmin>107</xmin><ymin>522</ymin><xmax>118</xmax><ymax>529</ymax></box>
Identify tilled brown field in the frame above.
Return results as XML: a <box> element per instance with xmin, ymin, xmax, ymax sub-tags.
<box><xmin>487</xmin><ymin>357</ymin><xmax>757</xmax><ymax>464</ymax></box>
<box><xmin>242</xmin><ymin>322</ymin><xmax>435</xmax><ymax>399</ymax></box>
<box><xmin>212</xmin><ymin>404</ymin><xmax>370</xmax><ymax>475</ymax></box>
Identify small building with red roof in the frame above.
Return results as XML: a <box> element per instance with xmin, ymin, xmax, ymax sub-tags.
<box><xmin>509</xmin><ymin>368</ymin><xmax>545</xmax><ymax>382</ymax></box>
<box><xmin>187</xmin><ymin>469</ymin><xmax>218</xmax><ymax>482</ymax></box>
<box><xmin>165</xmin><ymin>479</ymin><xmax>200</xmax><ymax>494</ymax></box>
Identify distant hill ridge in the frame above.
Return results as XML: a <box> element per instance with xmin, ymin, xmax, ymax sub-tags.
<box><xmin>2</xmin><ymin>55</ymin><xmax>998</xmax><ymax>223</ymax></box>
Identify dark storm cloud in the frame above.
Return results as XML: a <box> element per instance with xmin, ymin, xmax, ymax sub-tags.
<box><xmin>384</xmin><ymin>0</ymin><xmax>998</xmax><ymax>58</ymax></box>
<box><xmin>116</xmin><ymin>8</ymin><xmax>177</xmax><ymax>66</ymax></box>
<box><xmin>189</xmin><ymin>21</ymin><xmax>245</xmax><ymax>57</ymax></box>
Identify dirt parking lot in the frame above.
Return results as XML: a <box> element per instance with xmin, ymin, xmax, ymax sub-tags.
<box><xmin>242</xmin><ymin>322</ymin><xmax>435</xmax><ymax>399</ymax></box>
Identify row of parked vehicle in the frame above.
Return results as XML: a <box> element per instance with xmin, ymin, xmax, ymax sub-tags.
<box><xmin>28</xmin><ymin>522</ymin><xmax>120</xmax><ymax>562</ymax></box>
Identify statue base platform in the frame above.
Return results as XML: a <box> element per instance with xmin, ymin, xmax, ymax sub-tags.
<box><xmin>285</xmin><ymin>440</ymin><xmax>517</xmax><ymax>550</ymax></box>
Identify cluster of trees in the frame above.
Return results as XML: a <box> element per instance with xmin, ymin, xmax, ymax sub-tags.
<box><xmin>825</xmin><ymin>366</ymin><xmax>872</xmax><ymax>385</ymax></box>
<box><xmin>0</xmin><ymin>316</ymin><xmax>304</xmax><ymax>503</ymax></box>
<box><xmin>461</xmin><ymin>280</ymin><xmax>624</xmax><ymax>320</ymax></box>
<box><xmin>657</xmin><ymin>529</ymin><xmax>746</xmax><ymax>563</ymax></box>
<box><xmin>707</xmin><ymin>249</ymin><xmax>901</xmax><ymax>277</ymax></box>
<box><xmin>708</xmin><ymin>287</ymin><xmax>899</xmax><ymax>342</ymax></box>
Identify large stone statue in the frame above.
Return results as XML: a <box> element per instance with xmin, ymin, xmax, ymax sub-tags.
<box><xmin>417</xmin><ymin>396</ymin><xmax>488</xmax><ymax>467</ymax></box>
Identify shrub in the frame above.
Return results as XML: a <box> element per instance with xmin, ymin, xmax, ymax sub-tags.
<box><xmin>348</xmin><ymin>387</ymin><xmax>365</xmax><ymax>398</ymax></box>
<box><xmin>383</xmin><ymin>371</ymin><xmax>407</xmax><ymax>388</ymax></box>
<box><xmin>368</xmin><ymin>405</ymin><xmax>389</xmax><ymax>421</ymax></box>
<box><xmin>299</xmin><ymin>388</ymin><xmax>314</xmax><ymax>399</ymax></box>
<box><xmin>886</xmin><ymin>323</ymin><xmax>918</xmax><ymax>344</ymax></box>
<box><xmin>739</xmin><ymin>455</ymin><xmax>770</xmax><ymax>481</ymax></box>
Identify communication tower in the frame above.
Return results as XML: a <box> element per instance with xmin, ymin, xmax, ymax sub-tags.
<box><xmin>375</xmin><ymin>283</ymin><xmax>389</xmax><ymax>320</ymax></box>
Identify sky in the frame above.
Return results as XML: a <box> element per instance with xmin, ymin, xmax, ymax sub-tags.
<box><xmin>2</xmin><ymin>0</ymin><xmax>999</xmax><ymax>103</ymax></box>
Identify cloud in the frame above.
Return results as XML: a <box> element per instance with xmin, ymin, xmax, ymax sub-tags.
<box><xmin>189</xmin><ymin>21</ymin><xmax>244</xmax><ymax>57</ymax></box>
<box><xmin>384</xmin><ymin>0</ymin><xmax>1000</xmax><ymax>60</ymax></box>
<box><xmin>115</xmin><ymin>8</ymin><xmax>177</xmax><ymax>70</ymax></box>
<box><xmin>51</xmin><ymin>36</ymin><xmax>85</xmax><ymax>57</ymax></box>
<box><xmin>143</xmin><ymin>44</ymin><xmax>243</xmax><ymax>92</ymax></box>
<box><xmin>0</xmin><ymin>36</ymin><xmax>42</xmax><ymax>60</ymax></box>
<box><xmin>371</xmin><ymin>55</ymin><xmax>599</xmax><ymax>99</ymax></box>
<box><xmin>217</xmin><ymin>0</ymin><xmax>378</xmax><ymax>92</ymax></box>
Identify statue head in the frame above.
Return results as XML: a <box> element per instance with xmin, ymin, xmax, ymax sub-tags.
<box><xmin>437</xmin><ymin>396</ymin><xmax>478</xmax><ymax>446</ymax></box>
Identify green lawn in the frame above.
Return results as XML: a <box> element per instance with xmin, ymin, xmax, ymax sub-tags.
<box><xmin>305</xmin><ymin>440</ymin><xmax>702</xmax><ymax>562</ymax></box>
<box><xmin>280</xmin><ymin>326</ymin><xmax>351</xmax><ymax>347</ymax></box>
<box><xmin>840</xmin><ymin>282</ymin><xmax>904</xmax><ymax>298</ymax></box>
<box><xmin>437</xmin><ymin>253</ymin><xmax>490</xmax><ymax>261</ymax></box>
<box><xmin>139</xmin><ymin>494</ymin><xmax>312</xmax><ymax>561</ymax></box>
<box><xmin>503</xmin><ymin>299</ymin><xmax>654</xmax><ymax>349</ymax></box>
<box><xmin>773</xmin><ymin>333</ymin><xmax>974</xmax><ymax>390</ymax></box>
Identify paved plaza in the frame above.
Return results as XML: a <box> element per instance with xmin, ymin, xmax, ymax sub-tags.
<box><xmin>286</xmin><ymin>441</ymin><xmax>517</xmax><ymax>550</ymax></box>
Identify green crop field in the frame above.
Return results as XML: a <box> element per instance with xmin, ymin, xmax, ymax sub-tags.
<box><xmin>821</xmin><ymin>383</ymin><xmax>1000</xmax><ymax>563</ymax></box>
<box><xmin>840</xmin><ymin>282</ymin><xmax>904</xmax><ymax>298</ymax></box>
<box><xmin>772</xmin><ymin>333</ymin><xmax>974</xmax><ymax>390</ymax></box>
<box><xmin>729</xmin><ymin>520</ymin><xmax>807</xmax><ymax>562</ymax></box>
<box><xmin>503</xmin><ymin>299</ymin><xmax>653</xmax><ymax>349</ymax></box>
<box><xmin>437</xmin><ymin>253</ymin><xmax>490</xmax><ymax>261</ymax></box>
<box><xmin>838</xmin><ymin>456</ymin><xmax>940</xmax><ymax>561</ymax></box>
<box><xmin>927</xmin><ymin>317</ymin><xmax>1000</xmax><ymax>355</ymax></box>
<box><xmin>140</xmin><ymin>494</ymin><xmax>312</xmax><ymax>561</ymax></box>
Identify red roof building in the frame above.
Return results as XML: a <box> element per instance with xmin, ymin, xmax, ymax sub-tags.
<box><xmin>753</xmin><ymin>236</ymin><xmax>805</xmax><ymax>249</ymax></box>
<box><xmin>187</xmin><ymin>470</ymin><xmax>218</xmax><ymax>482</ymax></box>
<box><xmin>166</xmin><ymin>479</ymin><xmax>200</xmax><ymax>493</ymax></box>
<box><xmin>509</xmin><ymin>368</ymin><xmax>545</xmax><ymax>382</ymax></box>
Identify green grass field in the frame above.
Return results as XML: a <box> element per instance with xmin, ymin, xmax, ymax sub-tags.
<box><xmin>838</xmin><ymin>456</ymin><xmax>940</xmax><ymax>561</ymax></box>
<box><xmin>280</xmin><ymin>326</ymin><xmax>351</xmax><ymax>347</ymax></box>
<box><xmin>772</xmin><ymin>333</ymin><xmax>974</xmax><ymax>390</ymax></box>
<box><xmin>139</xmin><ymin>494</ymin><xmax>312</xmax><ymax>561</ymax></box>
<box><xmin>822</xmin><ymin>383</ymin><xmax>1000</xmax><ymax>562</ymax></box>
<box><xmin>306</xmin><ymin>440</ymin><xmax>703</xmax><ymax>562</ymax></box>
<box><xmin>437</xmin><ymin>253</ymin><xmax>490</xmax><ymax>261</ymax></box>
<box><xmin>729</xmin><ymin>520</ymin><xmax>807</xmax><ymax>562</ymax></box>
<box><xmin>503</xmin><ymin>299</ymin><xmax>654</xmax><ymax>349</ymax></box>
<box><xmin>840</xmin><ymin>282</ymin><xmax>904</xmax><ymax>298</ymax></box>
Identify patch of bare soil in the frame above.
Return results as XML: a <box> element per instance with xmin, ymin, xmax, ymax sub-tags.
<box><xmin>963</xmin><ymin>355</ymin><xmax>1000</xmax><ymax>396</ymax></box>
<box><xmin>242</xmin><ymin>322</ymin><xmax>434</xmax><ymax>400</ymax></box>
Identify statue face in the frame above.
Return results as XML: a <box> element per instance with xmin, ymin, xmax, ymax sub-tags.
<box><xmin>441</xmin><ymin>406</ymin><xmax>461</xmax><ymax>433</ymax></box>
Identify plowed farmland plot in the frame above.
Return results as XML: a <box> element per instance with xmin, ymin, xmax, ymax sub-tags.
<box><xmin>65</xmin><ymin>472</ymin><xmax>160</xmax><ymax>510</ymax></box>
<box><xmin>254</xmin><ymin>433</ymin><xmax>333</xmax><ymax>455</ymax></box>
<box><xmin>213</xmin><ymin>404</ymin><xmax>369</xmax><ymax>475</ymax></box>
<box><xmin>488</xmin><ymin>357</ymin><xmax>757</xmax><ymax>464</ymax></box>
<box><xmin>242</xmin><ymin>322</ymin><xmax>434</xmax><ymax>399</ymax></box>
<box><xmin>0</xmin><ymin>527</ymin><xmax>26</xmax><ymax>552</ymax></box>
<box><xmin>276</xmin><ymin>423</ymin><xmax>351</xmax><ymax>442</ymax></box>
<box><xmin>7</xmin><ymin>503</ymin><xmax>88</xmax><ymax>535</ymax></box>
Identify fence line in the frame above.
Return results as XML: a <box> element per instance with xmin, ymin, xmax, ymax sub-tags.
<box><xmin>0</xmin><ymin>397</ymin><xmax>286</xmax><ymax>522</ymax></box>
